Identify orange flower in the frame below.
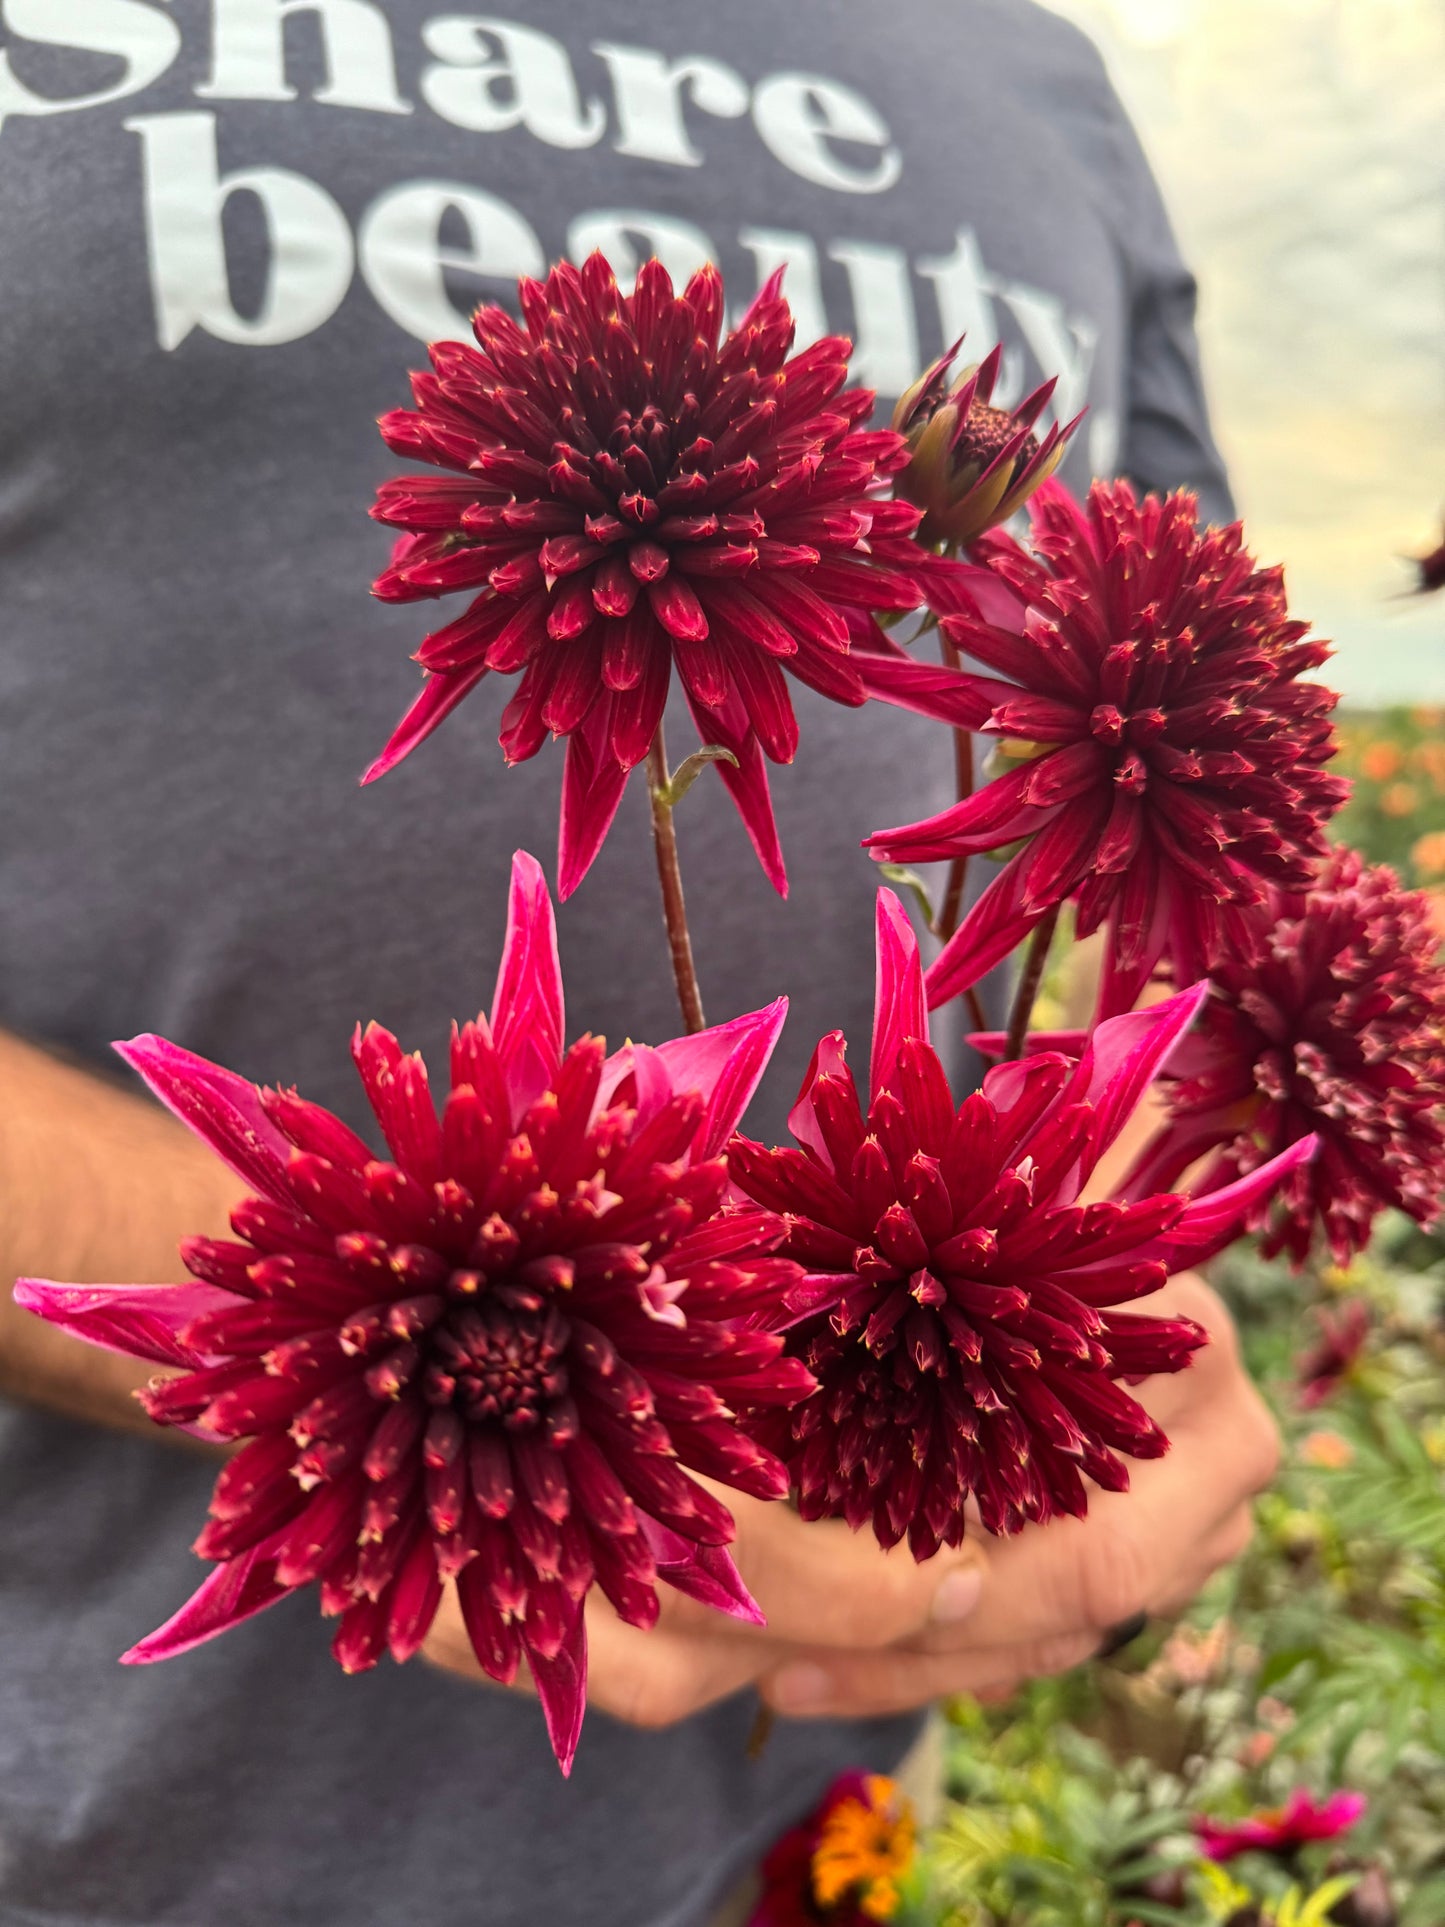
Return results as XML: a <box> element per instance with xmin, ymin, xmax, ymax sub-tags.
<box><xmin>1412</xmin><ymin>740</ymin><xmax>1445</xmax><ymax>791</ymax></box>
<box><xmin>1382</xmin><ymin>782</ymin><xmax>1421</xmax><ymax>818</ymax></box>
<box><xmin>812</xmin><ymin>1777</ymin><xmax>917</xmax><ymax>1922</ymax></box>
<box><xmin>1300</xmin><ymin>1429</ymin><xmax>1355</xmax><ymax>1469</ymax></box>
<box><xmin>1361</xmin><ymin>742</ymin><xmax>1403</xmax><ymax>782</ymax></box>
<box><xmin>1411</xmin><ymin>830</ymin><xmax>1445</xmax><ymax>880</ymax></box>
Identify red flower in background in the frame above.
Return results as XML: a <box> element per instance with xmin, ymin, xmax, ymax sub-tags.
<box><xmin>1120</xmin><ymin>850</ymin><xmax>1445</xmax><ymax>1265</ymax></box>
<box><xmin>1194</xmin><ymin>1790</ymin><xmax>1367</xmax><ymax>1863</ymax></box>
<box><xmin>14</xmin><ymin>854</ymin><xmax>813</xmax><ymax>1773</ymax></box>
<box><xmin>367</xmin><ymin>252</ymin><xmax>961</xmax><ymax>898</ymax></box>
<box><xmin>729</xmin><ymin>891</ymin><xmax>1316</xmax><ymax>1551</ymax></box>
<box><xmin>748</xmin><ymin>1771</ymin><xmax>917</xmax><ymax>1927</ymax></box>
<box><xmin>1296</xmin><ymin>1299</ymin><xmax>1371</xmax><ymax>1409</ymax></box>
<box><xmin>866</xmin><ymin>481</ymin><xmax>1347</xmax><ymax>1016</ymax></box>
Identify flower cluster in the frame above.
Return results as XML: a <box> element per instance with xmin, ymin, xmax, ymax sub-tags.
<box><xmin>1121</xmin><ymin>850</ymin><xmax>1445</xmax><ymax>1264</ymax></box>
<box><xmin>729</xmin><ymin>891</ymin><xmax>1315</xmax><ymax>1550</ymax></box>
<box><xmin>749</xmin><ymin>1771</ymin><xmax>917</xmax><ymax>1927</ymax></box>
<box><xmin>867</xmin><ymin>481</ymin><xmax>1348</xmax><ymax>1015</ymax></box>
<box><xmin>17</xmin><ymin>854</ymin><xmax>813</xmax><ymax>1772</ymax></box>
<box><xmin>368</xmin><ymin>253</ymin><xmax>956</xmax><ymax>897</ymax></box>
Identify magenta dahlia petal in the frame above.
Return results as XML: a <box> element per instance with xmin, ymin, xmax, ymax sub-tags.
<box><xmin>867</xmin><ymin>479</ymin><xmax>1347</xmax><ymax>1013</ymax></box>
<box><xmin>361</xmin><ymin>663</ymin><xmax>490</xmax><ymax>785</ymax></box>
<box><xmin>1140</xmin><ymin>1136</ymin><xmax>1320</xmax><ymax>1269</ymax></box>
<box><xmin>524</xmin><ymin>1600</ymin><xmax>587</xmax><ymax>1776</ymax></box>
<box><xmin>489</xmin><ymin>848</ymin><xmax>566</xmax><ymax>1116</ymax></box>
<box><xmin>728</xmin><ymin>889</ymin><xmax>1225</xmax><ymax>1553</ymax></box>
<box><xmin>14</xmin><ymin>851</ymin><xmax>811</xmax><ymax>1773</ymax></box>
<box><xmin>1195</xmin><ymin>1789</ymin><xmax>1366</xmax><ymax>1863</ymax></box>
<box><xmin>122</xmin><ymin>1526</ymin><xmax>298</xmax><ymax>1663</ymax></box>
<box><xmin>369</xmin><ymin>251</ymin><xmax>955</xmax><ymax>897</ymax></box>
<box><xmin>641</xmin><ymin>1519</ymin><xmax>764</xmax><ymax>1625</ymax></box>
<box><xmin>11</xmin><ymin>1278</ymin><xmax>236</xmax><ymax>1371</ymax></box>
<box><xmin>871</xmin><ymin>888</ymin><xmax>929</xmax><ymax>1101</ymax></box>
<box><xmin>1064</xmin><ymin>981</ymin><xmax>1211</xmax><ymax>1180</ymax></box>
<box><xmin>115</xmin><ymin>1034</ymin><xmax>294</xmax><ymax>1203</ymax></box>
<box><xmin>649</xmin><ymin>997</ymin><xmax>790</xmax><ymax>1159</ymax></box>
<box><xmin>681</xmin><ymin>681</ymin><xmax>788</xmax><ymax>896</ymax></box>
<box><xmin>1124</xmin><ymin>849</ymin><xmax>1445</xmax><ymax>1264</ymax></box>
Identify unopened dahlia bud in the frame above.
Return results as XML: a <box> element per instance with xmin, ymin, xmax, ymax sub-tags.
<box><xmin>891</xmin><ymin>341</ymin><xmax>1080</xmax><ymax>550</ymax></box>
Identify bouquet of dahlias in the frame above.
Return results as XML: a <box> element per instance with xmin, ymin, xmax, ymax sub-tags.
<box><xmin>18</xmin><ymin>251</ymin><xmax>1445</xmax><ymax>1773</ymax></box>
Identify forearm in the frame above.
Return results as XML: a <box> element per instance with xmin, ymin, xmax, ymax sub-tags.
<box><xmin>0</xmin><ymin>1029</ymin><xmax>238</xmax><ymax>1435</ymax></box>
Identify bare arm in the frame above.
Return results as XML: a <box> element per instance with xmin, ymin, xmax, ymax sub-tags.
<box><xmin>0</xmin><ymin>1029</ymin><xmax>238</xmax><ymax>1435</ymax></box>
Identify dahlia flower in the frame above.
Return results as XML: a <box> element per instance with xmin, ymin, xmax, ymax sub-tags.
<box><xmin>1194</xmin><ymin>1791</ymin><xmax>1367</xmax><ymax>1864</ymax></box>
<box><xmin>15</xmin><ymin>853</ymin><xmax>813</xmax><ymax>1773</ymax></box>
<box><xmin>728</xmin><ymin>890</ymin><xmax>1316</xmax><ymax>1550</ymax></box>
<box><xmin>748</xmin><ymin>1771</ymin><xmax>916</xmax><ymax>1927</ymax></box>
<box><xmin>1119</xmin><ymin>850</ymin><xmax>1445</xmax><ymax>1265</ymax></box>
<box><xmin>1296</xmin><ymin>1299</ymin><xmax>1370</xmax><ymax>1409</ymax></box>
<box><xmin>866</xmin><ymin>481</ymin><xmax>1348</xmax><ymax>1015</ymax></box>
<box><xmin>367</xmin><ymin>252</ymin><xmax>958</xmax><ymax>898</ymax></box>
<box><xmin>892</xmin><ymin>342</ymin><xmax>1080</xmax><ymax>552</ymax></box>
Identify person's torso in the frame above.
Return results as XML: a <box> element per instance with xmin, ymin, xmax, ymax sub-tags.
<box><xmin>0</xmin><ymin>6</ymin><xmax>1131</xmax><ymax>1922</ymax></box>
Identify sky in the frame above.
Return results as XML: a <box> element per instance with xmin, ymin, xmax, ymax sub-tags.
<box><xmin>1043</xmin><ymin>0</ymin><xmax>1445</xmax><ymax>705</ymax></box>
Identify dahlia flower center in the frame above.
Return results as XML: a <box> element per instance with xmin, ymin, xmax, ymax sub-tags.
<box><xmin>423</xmin><ymin>1302</ymin><xmax>570</xmax><ymax>1430</ymax></box>
<box><xmin>957</xmin><ymin>398</ymin><xmax>1036</xmax><ymax>476</ymax></box>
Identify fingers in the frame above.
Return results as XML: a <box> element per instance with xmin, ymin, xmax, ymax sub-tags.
<box><xmin>762</xmin><ymin>1627</ymin><xmax>1100</xmax><ymax>1721</ymax></box>
<box><xmin>577</xmin><ymin>1599</ymin><xmax>775</xmax><ymax>1730</ymax></box>
<box><xmin>653</xmin><ymin>1484</ymin><xmax>988</xmax><ymax>1652</ymax></box>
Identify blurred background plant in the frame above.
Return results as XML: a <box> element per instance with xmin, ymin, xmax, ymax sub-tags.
<box><xmin>889</xmin><ymin>1206</ymin><xmax>1445</xmax><ymax>1927</ymax></box>
<box><xmin>1335</xmin><ymin>710</ymin><xmax>1445</xmax><ymax>889</ymax></box>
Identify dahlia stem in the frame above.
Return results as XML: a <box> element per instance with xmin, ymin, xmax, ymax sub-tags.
<box><xmin>647</xmin><ymin>725</ymin><xmax>707</xmax><ymax>1035</ymax></box>
<box><xmin>931</xmin><ymin>622</ymin><xmax>989</xmax><ymax>1037</ymax></box>
<box><xmin>1004</xmin><ymin>907</ymin><xmax>1059</xmax><ymax>1062</ymax></box>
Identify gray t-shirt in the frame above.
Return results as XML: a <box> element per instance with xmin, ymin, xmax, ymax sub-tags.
<box><xmin>0</xmin><ymin>5</ymin><xmax>1229</xmax><ymax>1922</ymax></box>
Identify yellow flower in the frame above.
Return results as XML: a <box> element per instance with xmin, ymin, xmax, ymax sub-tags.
<box><xmin>811</xmin><ymin>1775</ymin><xmax>917</xmax><ymax>1922</ymax></box>
<box><xmin>1412</xmin><ymin>830</ymin><xmax>1445</xmax><ymax>880</ymax></box>
<box><xmin>1381</xmin><ymin>781</ymin><xmax>1420</xmax><ymax>818</ymax></box>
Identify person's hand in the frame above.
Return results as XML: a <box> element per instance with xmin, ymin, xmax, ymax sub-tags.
<box><xmin>421</xmin><ymin>1272</ymin><xmax>1278</xmax><ymax>1727</ymax></box>
<box><xmin>759</xmin><ymin>1272</ymin><xmax>1279</xmax><ymax>1719</ymax></box>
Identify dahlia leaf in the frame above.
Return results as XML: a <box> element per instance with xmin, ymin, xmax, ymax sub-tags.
<box><xmin>654</xmin><ymin>742</ymin><xmax>740</xmax><ymax>809</ymax></box>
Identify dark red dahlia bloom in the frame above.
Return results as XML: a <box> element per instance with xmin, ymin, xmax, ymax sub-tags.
<box><xmin>1121</xmin><ymin>849</ymin><xmax>1445</xmax><ymax>1266</ymax></box>
<box><xmin>367</xmin><ymin>251</ymin><xmax>943</xmax><ymax>898</ymax></box>
<box><xmin>866</xmin><ymin>480</ymin><xmax>1348</xmax><ymax>1015</ymax></box>
<box><xmin>1194</xmin><ymin>1790</ymin><xmax>1367</xmax><ymax>1863</ymax></box>
<box><xmin>728</xmin><ymin>892</ymin><xmax>1315</xmax><ymax>1550</ymax></box>
<box><xmin>1296</xmin><ymin>1299</ymin><xmax>1371</xmax><ymax>1409</ymax></box>
<box><xmin>748</xmin><ymin>1771</ymin><xmax>916</xmax><ymax>1927</ymax></box>
<box><xmin>15</xmin><ymin>854</ymin><xmax>812</xmax><ymax>1773</ymax></box>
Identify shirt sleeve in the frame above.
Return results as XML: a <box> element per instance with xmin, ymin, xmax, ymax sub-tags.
<box><xmin>1104</xmin><ymin>107</ymin><xmax>1235</xmax><ymax>524</ymax></box>
<box><xmin>1017</xmin><ymin>7</ymin><xmax>1235</xmax><ymax>523</ymax></box>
